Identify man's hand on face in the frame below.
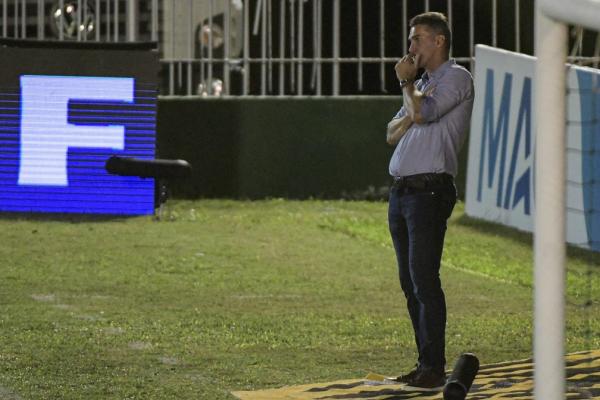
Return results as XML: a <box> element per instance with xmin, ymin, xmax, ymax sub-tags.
<box><xmin>395</xmin><ymin>54</ymin><xmax>420</xmax><ymax>82</ymax></box>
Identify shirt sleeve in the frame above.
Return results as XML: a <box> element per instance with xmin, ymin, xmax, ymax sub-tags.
<box><xmin>419</xmin><ymin>69</ymin><xmax>473</xmax><ymax>123</ymax></box>
<box><xmin>393</xmin><ymin>106</ymin><xmax>408</xmax><ymax>120</ymax></box>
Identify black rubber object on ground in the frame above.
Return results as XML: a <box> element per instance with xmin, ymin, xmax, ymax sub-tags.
<box><xmin>443</xmin><ymin>353</ymin><xmax>480</xmax><ymax>400</ymax></box>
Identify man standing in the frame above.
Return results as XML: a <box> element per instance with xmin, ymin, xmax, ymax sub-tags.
<box><xmin>386</xmin><ymin>12</ymin><xmax>474</xmax><ymax>391</ymax></box>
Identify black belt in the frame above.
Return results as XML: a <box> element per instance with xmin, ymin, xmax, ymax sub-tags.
<box><xmin>392</xmin><ymin>173</ymin><xmax>454</xmax><ymax>190</ymax></box>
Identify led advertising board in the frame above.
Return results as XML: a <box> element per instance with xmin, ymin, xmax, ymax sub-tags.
<box><xmin>0</xmin><ymin>40</ymin><xmax>158</xmax><ymax>215</ymax></box>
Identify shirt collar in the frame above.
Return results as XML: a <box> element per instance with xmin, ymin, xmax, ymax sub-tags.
<box><xmin>421</xmin><ymin>58</ymin><xmax>455</xmax><ymax>82</ymax></box>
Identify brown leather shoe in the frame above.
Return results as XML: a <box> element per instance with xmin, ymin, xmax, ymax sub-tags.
<box><xmin>403</xmin><ymin>370</ymin><xmax>446</xmax><ymax>392</ymax></box>
<box><xmin>394</xmin><ymin>366</ymin><xmax>421</xmax><ymax>383</ymax></box>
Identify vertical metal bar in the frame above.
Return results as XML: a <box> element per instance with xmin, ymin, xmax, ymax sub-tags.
<box><xmin>2</xmin><ymin>0</ymin><xmax>7</xmax><ymax>38</ymax></box>
<box><xmin>569</xmin><ymin>24</ymin><xmax>584</xmax><ymax>58</ymax></box>
<box><xmin>198</xmin><ymin>1</ymin><xmax>206</xmax><ymax>94</ymax></box>
<box><xmin>224</xmin><ymin>0</ymin><xmax>231</xmax><ymax>96</ymax></box>
<box><xmin>37</xmin><ymin>0</ymin><xmax>44</xmax><ymax>39</ymax></box>
<box><xmin>252</xmin><ymin>0</ymin><xmax>263</xmax><ymax>32</ymax></box>
<box><xmin>187</xmin><ymin>0</ymin><xmax>192</xmax><ymax>96</ymax></box>
<box><xmin>402</xmin><ymin>0</ymin><xmax>407</xmax><ymax>55</ymax></box>
<box><xmin>243</xmin><ymin>0</ymin><xmax>250</xmax><ymax>95</ymax></box>
<box><xmin>59</xmin><ymin>0</ymin><xmax>64</xmax><ymax>40</ymax></box>
<box><xmin>267</xmin><ymin>0</ymin><xmax>273</xmax><ymax>93</ymax></box>
<box><xmin>96</xmin><ymin>0</ymin><xmax>100</xmax><ymax>41</ymax></box>
<box><xmin>261</xmin><ymin>0</ymin><xmax>266</xmax><ymax>95</ymax></box>
<box><xmin>309</xmin><ymin>0</ymin><xmax>316</xmax><ymax>91</ymax></box>
<box><xmin>178</xmin><ymin>61</ymin><xmax>182</xmax><ymax>91</ymax></box>
<box><xmin>515</xmin><ymin>0</ymin><xmax>521</xmax><ymax>52</ymax></box>
<box><xmin>492</xmin><ymin>0</ymin><xmax>497</xmax><ymax>47</ymax></box>
<box><xmin>106</xmin><ymin>0</ymin><xmax>110</xmax><ymax>41</ymax></box>
<box><xmin>279</xmin><ymin>0</ymin><xmax>285</xmax><ymax>95</ymax></box>
<box><xmin>332</xmin><ymin>0</ymin><xmax>339</xmax><ymax>95</ymax></box>
<box><xmin>13</xmin><ymin>0</ymin><xmax>18</xmax><ymax>38</ymax></box>
<box><xmin>77</xmin><ymin>0</ymin><xmax>82</xmax><ymax>41</ymax></box>
<box><xmin>425</xmin><ymin>0</ymin><xmax>429</xmax><ymax>12</ymax></box>
<box><xmin>290</xmin><ymin>0</ymin><xmax>295</xmax><ymax>91</ymax></box>
<box><xmin>15</xmin><ymin>0</ymin><xmax>21</xmax><ymax>38</ymax></box>
<box><xmin>20</xmin><ymin>0</ymin><xmax>25</xmax><ymax>38</ymax></box>
<box><xmin>251</xmin><ymin>0</ymin><xmax>264</xmax><ymax>93</ymax></box>
<box><xmin>310</xmin><ymin>0</ymin><xmax>317</xmax><ymax>91</ymax></box>
<box><xmin>169</xmin><ymin>63</ymin><xmax>174</xmax><ymax>95</ymax></box>
<box><xmin>297</xmin><ymin>0</ymin><xmax>304</xmax><ymax>95</ymax></box>
<box><xmin>114</xmin><ymin>0</ymin><xmax>118</xmax><ymax>42</ymax></box>
<box><xmin>469</xmin><ymin>0</ymin><xmax>474</xmax><ymax>71</ymax></box>
<box><xmin>198</xmin><ymin>49</ymin><xmax>204</xmax><ymax>97</ymax></box>
<box><xmin>252</xmin><ymin>0</ymin><xmax>262</xmax><ymax>33</ymax></box>
<box><xmin>169</xmin><ymin>0</ymin><xmax>175</xmax><ymax>95</ymax></box>
<box><xmin>83</xmin><ymin>0</ymin><xmax>88</xmax><ymax>41</ymax></box>
<box><xmin>357</xmin><ymin>0</ymin><xmax>363</xmax><ymax>92</ymax></box>
<box><xmin>127</xmin><ymin>0</ymin><xmax>137</xmax><ymax>42</ymax></box>
<box><xmin>151</xmin><ymin>0</ymin><xmax>158</xmax><ymax>42</ymax></box>
<box><xmin>380</xmin><ymin>0</ymin><xmax>385</xmax><ymax>93</ymax></box>
<box><xmin>316</xmin><ymin>0</ymin><xmax>321</xmax><ymax>95</ymax></box>
<box><xmin>447</xmin><ymin>0</ymin><xmax>452</xmax><ymax>55</ymax></box>
<box><xmin>208</xmin><ymin>0</ymin><xmax>214</xmax><ymax>95</ymax></box>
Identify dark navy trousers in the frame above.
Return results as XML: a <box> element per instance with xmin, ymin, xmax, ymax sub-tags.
<box><xmin>388</xmin><ymin>181</ymin><xmax>457</xmax><ymax>374</ymax></box>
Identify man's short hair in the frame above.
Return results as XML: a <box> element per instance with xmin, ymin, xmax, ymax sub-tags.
<box><xmin>409</xmin><ymin>12</ymin><xmax>452</xmax><ymax>54</ymax></box>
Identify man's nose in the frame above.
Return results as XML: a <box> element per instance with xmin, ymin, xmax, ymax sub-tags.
<box><xmin>408</xmin><ymin>43</ymin><xmax>417</xmax><ymax>55</ymax></box>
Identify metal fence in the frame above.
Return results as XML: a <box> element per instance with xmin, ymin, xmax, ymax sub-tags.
<box><xmin>1</xmin><ymin>0</ymin><xmax>599</xmax><ymax>97</ymax></box>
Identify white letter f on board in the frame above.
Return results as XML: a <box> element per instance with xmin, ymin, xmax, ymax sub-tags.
<box><xmin>18</xmin><ymin>75</ymin><xmax>134</xmax><ymax>186</ymax></box>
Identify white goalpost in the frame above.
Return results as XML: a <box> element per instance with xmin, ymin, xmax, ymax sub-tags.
<box><xmin>535</xmin><ymin>1</ymin><xmax>600</xmax><ymax>399</ymax></box>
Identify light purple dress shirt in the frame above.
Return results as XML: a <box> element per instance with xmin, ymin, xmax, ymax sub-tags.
<box><xmin>388</xmin><ymin>59</ymin><xmax>474</xmax><ymax>178</ymax></box>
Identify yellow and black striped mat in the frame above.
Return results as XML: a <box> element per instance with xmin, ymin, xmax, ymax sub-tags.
<box><xmin>232</xmin><ymin>349</ymin><xmax>599</xmax><ymax>399</ymax></box>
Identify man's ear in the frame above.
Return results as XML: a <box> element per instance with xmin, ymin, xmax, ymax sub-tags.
<box><xmin>435</xmin><ymin>34</ymin><xmax>445</xmax><ymax>49</ymax></box>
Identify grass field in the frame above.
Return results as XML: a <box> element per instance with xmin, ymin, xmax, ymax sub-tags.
<box><xmin>0</xmin><ymin>199</ymin><xmax>598</xmax><ymax>399</ymax></box>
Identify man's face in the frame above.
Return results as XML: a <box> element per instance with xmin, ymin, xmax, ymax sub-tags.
<box><xmin>408</xmin><ymin>24</ymin><xmax>442</xmax><ymax>68</ymax></box>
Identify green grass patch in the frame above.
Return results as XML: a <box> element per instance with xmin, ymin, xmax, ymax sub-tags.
<box><xmin>0</xmin><ymin>200</ymin><xmax>597</xmax><ymax>399</ymax></box>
